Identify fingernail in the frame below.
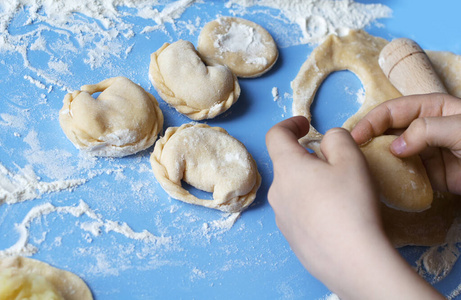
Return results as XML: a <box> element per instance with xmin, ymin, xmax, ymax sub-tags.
<box><xmin>391</xmin><ymin>136</ymin><xmax>406</xmax><ymax>155</ymax></box>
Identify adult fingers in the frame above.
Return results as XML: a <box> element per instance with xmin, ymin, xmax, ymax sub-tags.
<box><xmin>266</xmin><ymin>116</ymin><xmax>312</xmax><ymax>167</ymax></box>
<box><xmin>351</xmin><ymin>93</ymin><xmax>461</xmax><ymax>145</ymax></box>
<box><xmin>390</xmin><ymin>114</ymin><xmax>461</xmax><ymax>158</ymax></box>
<box><xmin>320</xmin><ymin>127</ymin><xmax>366</xmax><ymax>167</ymax></box>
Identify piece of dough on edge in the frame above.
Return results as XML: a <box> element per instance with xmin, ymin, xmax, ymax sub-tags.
<box><xmin>149</xmin><ymin>40</ymin><xmax>240</xmax><ymax>120</ymax></box>
<box><xmin>59</xmin><ymin>76</ymin><xmax>163</xmax><ymax>157</ymax></box>
<box><xmin>0</xmin><ymin>256</ymin><xmax>93</xmax><ymax>300</ymax></box>
<box><xmin>197</xmin><ymin>16</ymin><xmax>278</xmax><ymax>78</ymax></box>
<box><xmin>291</xmin><ymin>29</ymin><xmax>461</xmax><ymax>247</ymax></box>
<box><xmin>360</xmin><ymin>135</ymin><xmax>433</xmax><ymax>212</ymax></box>
<box><xmin>383</xmin><ymin>193</ymin><xmax>461</xmax><ymax>247</ymax></box>
<box><xmin>150</xmin><ymin>123</ymin><xmax>261</xmax><ymax>213</ymax></box>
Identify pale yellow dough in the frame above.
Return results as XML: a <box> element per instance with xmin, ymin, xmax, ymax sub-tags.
<box><xmin>149</xmin><ymin>40</ymin><xmax>240</xmax><ymax>120</ymax></box>
<box><xmin>197</xmin><ymin>17</ymin><xmax>278</xmax><ymax>78</ymax></box>
<box><xmin>59</xmin><ymin>76</ymin><xmax>163</xmax><ymax>157</ymax></box>
<box><xmin>0</xmin><ymin>256</ymin><xmax>92</xmax><ymax>300</ymax></box>
<box><xmin>150</xmin><ymin>123</ymin><xmax>261</xmax><ymax>213</ymax></box>
<box><xmin>361</xmin><ymin>135</ymin><xmax>433</xmax><ymax>212</ymax></box>
<box><xmin>291</xmin><ymin>29</ymin><xmax>461</xmax><ymax>246</ymax></box>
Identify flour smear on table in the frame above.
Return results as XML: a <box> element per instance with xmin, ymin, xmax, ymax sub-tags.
<box><xmin>0</xmin><ymin>0</ymin><xmax>459</xmax><ymax>298</ymax></box>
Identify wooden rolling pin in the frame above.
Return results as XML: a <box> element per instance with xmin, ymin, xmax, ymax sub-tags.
<box><xmin>379</xmin><ymin>38</ymin><xmax>447</xmax><ymax>95</ymax></box>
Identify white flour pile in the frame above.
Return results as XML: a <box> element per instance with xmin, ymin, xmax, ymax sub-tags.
<box><xmin>226</xmin><ymin>0</ymin><xmax>392</xmax><ymax>46</ymax></box>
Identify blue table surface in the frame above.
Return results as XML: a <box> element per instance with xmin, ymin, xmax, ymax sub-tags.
<box><xmin>1</xmin><ymin>1</ymin><xmax>461</xmax><ymax>299</ymax></box>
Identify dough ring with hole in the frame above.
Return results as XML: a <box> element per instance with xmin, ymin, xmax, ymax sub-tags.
<box><xmin>0</xmin><ymin>256</ymin><xmax>93</xmax><ymax>300</ymax></box>
<box><xmin>59</xmin><ymin>76</ymin><xmax>163</xmax><ymax>157</ymax></box>
<box><xmin>197</xmin><ymin>17</ymin><xmax>278</xmax><ymax>78</ymax></box>
<box><xmin>292</xmin><ymin>29</ymin><xmax>461</xmax><ymax>245</ymax></box>
<box><xmin>292</xmin><ymin>30</ymin><xmax>401</xmax><ymax>150</ymax></box>
<box><xmin>150</xmin><ymin>123</ymin><xmax>261</xmax><ymax>213</ymax></box>
<box><xmin>149</xmin><ymin>40</ymin><xmax>240</xmax><ymax>120</ymax></box>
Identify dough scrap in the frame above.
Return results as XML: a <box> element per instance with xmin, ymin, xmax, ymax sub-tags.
<box><xmin>59</xmin><ymin>76</ymin><xmax>163</xmax><ymax>157</ymax></box>
<box><xmin>0</xmin><ymin>256</ymin><xmax>93</xmax><ymax>300</ymax></box>
<box><xmin>150</xmin><ymin>123</ymin><xmax>261</xmax><ymax>213</ymax></box>
<box><xmin>292</xmin><ymin>30</ymin><xmax>401</xmax><ymax>148</ymax></box>
<box><xmin>197</xmin><ymin>17</ymin><xmax>278</xmax><ymax>78</ymax></box>
<box><xmin>292</xmin><ymin>29</ymin><xmax>461</xmax><ymax>246</ymax></box>
<box><xmin>361</xmin><ymin>135</ymin><xmax>433</xmax><ymax>212</ymax></box>
<box><xmin>149</xmin><ymin>40</ymin><xmax>240</xmax><ymax>120</ymax></box>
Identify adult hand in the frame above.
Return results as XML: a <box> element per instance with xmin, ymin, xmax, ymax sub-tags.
<box><xmin>351</xmin><ymin>93</ymin><xmax>461</xmax><ymax>194</ymax></box>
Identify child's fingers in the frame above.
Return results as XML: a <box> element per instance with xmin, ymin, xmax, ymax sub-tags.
<box><xmin>391</xmin><ymin>115</ymin><xmax>461</xmax><ymax>157</ymax></box>
<box><xmin>321</xmin><ymin>128</ymin><xmax>366</xmax><ymax>167</ymax></box>
<box><xmin>351</xmin><ymin>93</ymin><xmax>452</xmax><ymax>145</ymax></box>
<box><xmin>266</xmin><ymin>116</ymin><xmax>312</xmax><ymax>167</ymax></box>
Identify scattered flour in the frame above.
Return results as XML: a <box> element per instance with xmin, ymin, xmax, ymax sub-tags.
<box><xmin>226</xmin><ymin>0</ymin><xmax>392</xmax><ymax>46</ymax></box>
<box><xmin>415</xmin><ymin>218</ymin><xmax>461</xmax><ymax>283</ymax></box>
<box><xmin>0</xmin><ymin>162</ymin><xmax>85</xmax><ymax>205</ymax></box>
<box><xmin>214</xmin><ymin>19</ymin><xmax>268</xmax><ymax>65</ymax></box>
<box><xmin>0</xmin><ymin>0</ymin><xmax>198</xmax><ymax>89</ymax></box>
<box><xmin>356</xmin><ymin>87</ymin><xmax>365</xmax><ymax>105</ymax></box>
<box><xmin>201</xmin><ymin>212</ymin><xmax>240</xmax><ymax>239</ymax></box>
<box><xmin>0</xmin><ymin>199</ymin><xmax>171</xmax><ymax>257</ymax></box>
<box><xmin>272</xmin><ymin>86</ymin><xmax>279</xmax><ymax>101</ymax></box>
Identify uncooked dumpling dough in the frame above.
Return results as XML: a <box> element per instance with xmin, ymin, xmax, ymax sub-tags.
<box><xmin>149</xmin><ymin>40</ymin><xmax>240</xmax><ymax>120</ymax></box>
<box><xmin>59</xmin><ymin>76</ymin><xmax>163</xmax><ymax>157</ymax></box>
<box><xmin>197</xmin><ymin>17</ymin><xmax>278</xmax><ymax>78</ymax></box>
<box><xmin>150</xmin><ymin>123</ymin><xmax>261</xmax><ymax>213</ymax></box>
<box><xmin>361</xmin><ymin>135</ymin><xmax>433</xmax><ymax>212</ymax></box>
<box><xmin>292</xmin><ymin>30</ymin><xmax>401</xmax><ymax>149</ymax></box>
<box><xmin>291</xmin><ymin>29</ymin><xmax>461</xmax><ymax>246</ymax></box>
<box><xmin>0</xmin><ymin>256</ymin><xmax>92</xmax><ymax>300</ymax></box>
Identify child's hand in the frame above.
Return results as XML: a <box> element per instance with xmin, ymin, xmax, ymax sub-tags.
<box><xmin>266</xmin><ymin>116</ymin><xmax>443</xmax><ymax>299</ymax></box>
<box><xmin>351</xmin><ymin>93</ymin><xmax>461</xmax><ymax>194</ymax></box>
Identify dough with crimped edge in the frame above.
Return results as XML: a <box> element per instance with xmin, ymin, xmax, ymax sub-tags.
<box><xmin>59</xmin><ymin>76</ymin><xmax>163</xmax><ymax>157</ymax></box>
<box><xmin>291</xmin><ymin>29</ymin><xmax>461</xmax><ymax>246</ymax></box>
<box><xmin>149</xmin><ymin>40</ymin><xmax>240</xmax><ymax>120</ymax></box>
<box><xmin>197</xmin><ymin>17</ymin><xmax>278</xmax><ymax>78</ymax></box>
<box><xmin>0</xmin><ymin>256</ymin><xmax>93</xmax><ymax>300</ymax></box>
<box><xmin>150</xmin><ymin>123</ymin><xmax>261</xmax><ymax>213</ymax></box>
<box><xmin>361</xmin><ymin>135</ymin><xmax>433</xmax><ymax>212</ymax></box>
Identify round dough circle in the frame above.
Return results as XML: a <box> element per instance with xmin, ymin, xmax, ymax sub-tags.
<box><xmin>150</xmin><ymin>123</ymin><xmax>261</xmax><ymax>213</ymax></box>
<box><xmin>59</xmin><ymin>76</ymin><xmax>163</xmax><ymax>157</ymax></box>
<box><xmin>149</xmin><ymin>40</ymin><xmax>240</xmax><ymax>120</ymax></box>
<box><xmin>198</xmin><ymin>17</ymin><xmax>278</xmax><ymax>78</ymax></box>
<box><xmin>0</xmin><ymin>256</ymin><xmax>93</xmax><ymax>300</ymax></box>
<box><xmin>360</xmin><ymin>135</ymin><xmax>433</xmax><ymax>212</ymax></box>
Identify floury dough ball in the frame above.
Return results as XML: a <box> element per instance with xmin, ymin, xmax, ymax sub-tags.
<box><xmin>59</xmin><ymin>76</ymin><xmax>163</xmax><ymax>157</ymax></box>
<box><xmin>197</xmin><ymin>17</ymin><xmax>279</xmax><ymax>78</ymax></box>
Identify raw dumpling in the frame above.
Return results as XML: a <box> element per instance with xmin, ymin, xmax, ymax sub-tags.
<box><xmin>150</xmin><ymin>123</ymin><xmax>261</xmax><ymax>213</ymax></box>
<box><xmin>149</xmin><ymin>40</ymin><xmax>240</xmax><ymax>120</ymax></box>
<box><xmin>0</xmin><ymin>256</ymin><xmax>92</xmax><ymax>300</ymax></box>
<box><xmin>197</xmin><ymin>17</ymin><xmax>278</xmax><ymax>78</ymax></box>
<box><xmin>59</xmin><ymin>76</ymin><xmax>163</xmax><ymax>157</ymax></box>
<box><xmin>360</xmin><ymin>135</ymin><xmax>433</xmax><ymax>212</ymax></box>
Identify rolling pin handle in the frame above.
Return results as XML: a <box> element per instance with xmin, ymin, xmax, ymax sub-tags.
<box><xmin>379</xmin><ymin>38</ymin><xmax>447</xmax><ymax>95</ymax></box>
